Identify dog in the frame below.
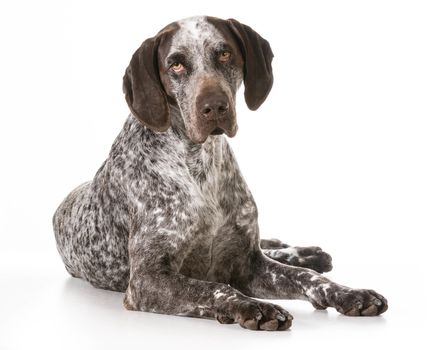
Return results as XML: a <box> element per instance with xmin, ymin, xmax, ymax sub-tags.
<box><xmin>53</xmin><ymin>16</ymin><xmax>388</xmax><ymax>331</ymax></box>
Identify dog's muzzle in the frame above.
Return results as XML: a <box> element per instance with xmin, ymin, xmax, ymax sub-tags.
<box><xmin>195</xmin><ymin>88</ymin><xmax>237</xmax><ymax>138</ymax></box>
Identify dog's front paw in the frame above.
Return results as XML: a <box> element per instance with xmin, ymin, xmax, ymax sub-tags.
<box><xmin>332</xmin><ymin>288</ymin><xmax>388</xmax><ymax>316</ymax></box>
<box><xmin>217</xmin><ymin>299</ymin><xmax>293</xmax><ymax>331</ymax></box>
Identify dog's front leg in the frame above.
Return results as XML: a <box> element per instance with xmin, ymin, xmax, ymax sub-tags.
<box><xmin>237</xmin><ymin>251</ymin><xmax>388</xmax><ymax>316</ymax></box>
<box><xmin>123</xmin><ymin>229</ymin><xmax>293</xmax><ymax>330</ymax></box>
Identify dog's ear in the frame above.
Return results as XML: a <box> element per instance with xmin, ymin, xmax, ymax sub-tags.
<box><xmin>227</xmin><ymin>18</ymin><xmax>274</xmax><ymax>111</ymax></box>
<box><xmin>123</xmin><ymin>36</ymin><xmax>170</xmax><ymax>131</ymax></box>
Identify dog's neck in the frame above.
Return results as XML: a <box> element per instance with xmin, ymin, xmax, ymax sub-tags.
<box><xmin>121</xmin><ymin>111</ymin><xmax>225</xmax><ymax>183</ymax></box>
<box><xmin>168</xmin><ymin>107</ymin><xmax>225</xmax><ymax>182</ymax></box>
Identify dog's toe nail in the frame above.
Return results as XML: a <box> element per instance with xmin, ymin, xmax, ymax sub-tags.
<box><xmin>278</xmin><ymin>318</ymin><xmax>293</xmax><ymax>330</ymax></box>
<box><xmin>276</xmin><ymin>314</ymin><xmax>286</xmax><ymax>321</ymax></box>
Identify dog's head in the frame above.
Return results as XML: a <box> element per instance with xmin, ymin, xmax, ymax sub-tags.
<box><xmin>123</xmin><ymin>16</ymin><xmax>273</xmax><ymax>144</ymax></box>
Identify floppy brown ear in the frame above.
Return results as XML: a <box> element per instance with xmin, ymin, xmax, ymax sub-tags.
<box><xmin>123</xmin><ymin>36</ymin><xmax>170</xmax><ymax>131</ymax></box>
<box><xmin>227</xmin><ymin>18</ymin><xmax>274</xmax><ymax>111</ymax></box>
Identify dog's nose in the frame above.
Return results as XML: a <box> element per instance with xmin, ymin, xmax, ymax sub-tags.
<box><xmin>199</xmin><ymin>93</ymin><xmax>229</xmax><ymax>119</ymax></box>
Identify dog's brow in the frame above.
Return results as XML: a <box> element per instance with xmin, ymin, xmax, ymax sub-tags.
<box><xmin>213</xmin><ymin>42</ymin><xmax>231</xmax><ymax>50</ymax></box>
<box><xmin>167</xmin><ymin>52</ymin><xmax>187</xmax><ymax>64</ymax></box>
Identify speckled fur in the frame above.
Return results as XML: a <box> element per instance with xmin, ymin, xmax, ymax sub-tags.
<box><xmin>53</xmin><ymin>16</ymin><xmax>388</xmax><ymax>331</ymax></box>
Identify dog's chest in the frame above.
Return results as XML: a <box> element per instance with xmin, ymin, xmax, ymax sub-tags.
<box><xmin>175</xmin><ymin>199</ymin><xmax>221</xmax><ymax>279</ymax></box>
<box><xmin>137</xmin><ymin>135</ymin><xmax>246</xmax><ymax>280</ymax></box>
<box><xmin>176</xmin><ymin>144</ymin><xmax>230</xmax><ymax>279</ymax></box>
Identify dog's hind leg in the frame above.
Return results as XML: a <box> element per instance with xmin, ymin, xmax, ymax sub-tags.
<box><xmin>235</xmin><ymin>251</ymin><xmax>388</xmax><ymax>316</ymax></box>
<box><xmin>260</xmin><ymin>239</ymin><xmax>333</xmax><ymax>273</ymax></box>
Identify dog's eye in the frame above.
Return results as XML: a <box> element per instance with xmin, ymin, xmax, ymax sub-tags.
<box><xmin>219</xmin><ymin>51</ymin><xmax>231</xmax><ymax>63</ymax></box>
<box><xmin>170</xmin><ymin>62</ymin><xmax>185</xmax><ymax>73</ymax></box>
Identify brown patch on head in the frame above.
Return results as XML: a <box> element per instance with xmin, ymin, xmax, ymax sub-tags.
<box><xmin>206</xmin><ymin>17</ymin><xmax>274</xmax><ymax>110</ymax></box>
<box><xmin>122</xmin><ymin>22</ymin><xmax>179</xmax><ymax>132</ymax></box>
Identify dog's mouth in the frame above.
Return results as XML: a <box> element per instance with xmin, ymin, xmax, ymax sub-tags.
<box><xmin>210</xmin><ymin>127</ymin><xmax>225</xmax><ymax>135</ymax></box>
<box><xmin>188</xmin><ymin>118</ymin><xmax>237</xmax><ymax>144</ymax></box>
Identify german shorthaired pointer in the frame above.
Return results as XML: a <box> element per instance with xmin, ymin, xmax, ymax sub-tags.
<box><xmin>53</xmin><ymin>16</ymin><xmax>388</xmax><ymax>331</ymax></box>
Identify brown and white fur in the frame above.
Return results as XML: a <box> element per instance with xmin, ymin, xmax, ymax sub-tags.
<box><xmin>53</xmin><ymin>16</ymin><xmax>388</xmax><ymax>331</ymax></box>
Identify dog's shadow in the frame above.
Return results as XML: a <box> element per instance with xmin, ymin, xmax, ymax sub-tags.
<box><xmin>60</xmin><ymin>277</ymin><xmax>222</xmax><ymax>336</ymax></box>
<box><xmin>60</xmin><ymin>277</ymin><xmax>386</xmax><ymax>337</ymax></box>
<box><xmin>60</xmin><ymin>277</ymin><xmax>260</xmax><ymax>339</ymax></box>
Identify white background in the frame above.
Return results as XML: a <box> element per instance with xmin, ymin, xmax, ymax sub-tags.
<box><xmin>1</xmin><ymin>0</ymin><xmax>438</xmax><ymax>348</ymax></box>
